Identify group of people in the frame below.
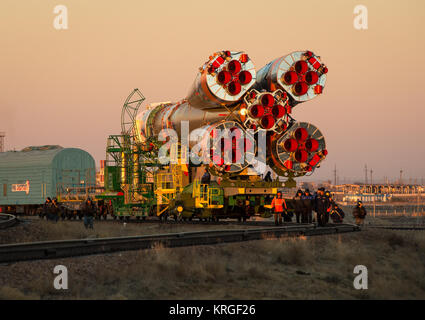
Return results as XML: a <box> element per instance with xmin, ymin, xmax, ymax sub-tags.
<box><xmin>271</xmin><ymin>188</ymin><xmax>367</xmax><ymax>227</ymax></box>
<box><xmin>41</xmin><ymin>197</ymin><xmax>61</xmax><ymax>222</ymax></box>
<box><xmin>40</xmin><ymin>197</ymin><xmax>100</xmax><ymax>229</ymax></box>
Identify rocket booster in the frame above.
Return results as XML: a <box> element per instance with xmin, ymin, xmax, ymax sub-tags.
<box><xmin>135</xmin><ymin>49</ymin><xmax>329</xmax><ymax>178</ymax></box>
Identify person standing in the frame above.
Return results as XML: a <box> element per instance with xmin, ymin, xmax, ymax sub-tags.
<box><xmin>83</xmin><ymin>197</ymin><xmax>96</xmax><ymax>229</ymax></box>
<box><xmin>201</xmin><ymin>168</ymin><xmax>211</xmax><ymax>184</ymax></box>
<box><xmin>271</xmin><ymin>191</ymin><xmax>287</xmax><ymax>226</ymax></box>
<box><xmin>315</xmin><ymin>188</ymin><xmax>330</xmax><ymax>227</ymax></box>
<box><xmin>41</xmin><ymin>197</ymin><xmax>51</xmax><ymax>220</ymax></box>
<box><xmin>293</xmin><ymin>189</ymin><xmax>304</xmax><ymax>223</ymax></box>
<box><xmin>352</xmin><ymin>200</ymin><xmax>367</xmax><ymax>226</ymax></box>
<box><xmin>51</xmin><ymin>198</ymin><xmax>60</xmax><ymax>222</ymax></box>
<box><xmin>264</xmin><ymin>171</ymin><xmax>272</xmax><ymax>182</ymax></box>
<box><xmin>301</xmin><ymin>189</ymin><xmax>314</xmax><ymax>223</ymax></box>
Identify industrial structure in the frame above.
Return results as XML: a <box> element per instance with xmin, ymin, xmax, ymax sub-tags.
<box><xmin>97</xmin><ymin>50</ymin><xmax>330</xmax><ymax>221</ymax></box>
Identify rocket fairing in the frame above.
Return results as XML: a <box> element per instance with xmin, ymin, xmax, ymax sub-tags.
<box><xmin>135</xmin><ymin>49</ymin><xmax>329</xmax><ymax>179</ymax></box>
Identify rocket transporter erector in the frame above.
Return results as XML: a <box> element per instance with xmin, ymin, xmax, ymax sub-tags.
<box><xmin>136</xmin><ymin>50</ymin><xmax>328</xmax><ymax>180</ymax></box>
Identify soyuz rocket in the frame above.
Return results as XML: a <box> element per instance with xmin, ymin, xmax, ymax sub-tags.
<box><xmin>136</xmin><ymin>50</ymin><xmax>329</xmax><ymax>179</ymax></box>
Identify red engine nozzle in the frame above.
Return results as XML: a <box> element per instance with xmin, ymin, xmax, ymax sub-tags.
<box><xmin>228</xmin><ymin>81</ymin><xmax>241</xmax><ymax>95</ymax></box>
<box><xmin>283</xmin><ymin>138</ymin><xmax>298</xmax><ymax>152</ymax></box>
<box><xmin>217</xmin><ymin>70</ymin><xmax>231</xmax><ymax>85</ymax></box>
<box><xmin>293</xmin><ymin>82</ymin><xmax>309</xmax><ymax>96</ymax></box>
<box><xmin>305</xmin><ymin>138</ymin><xmax>319</xmax><ymax>152</ymax></box>
<box><xmin>295</xmin><ymin>150</ymin><xmax>308</xmax><ymax>163</ymax></box>
<box><xmin>249</xmin><ymin>104</ymin><xmax>264</xmax><ymax>118</ymax></box>
<box><xmin>228</xmin><ymin>60</ymin><xmax>242</xmax><ymax>74</ymax></box>
<box><xmin>305</xmin><ymin>71</ymin><xmax>319</xmax><ymax>85</ymax></box>
<box><xmin>271</xmin><ymin>104</ymin><xmax>286</xmax><ymax>119</ymax></box>
<box><xmin>283</xmin><ymin>71</ymin><xmax>298</xmax><ymax>85</ymax></box>
<box><xmin>295</xmin><ymin>60</ymin><xmax>309</xmax><ymax>74</ymax></box>
<box><xmin>294</xmin><ymin>127</ymin><xmax>308</xmax><ymax>141</ymax></box>
<box><xmin>260</xmin><ymin>115</ymin><xmax>275</xmax><ymax>129</ymax></box>
<box><xmin>261</xmin><ymin>94</ymin><xmax>274</xmax><ymax>107</ymax></box>
<box><xmin>238</xmin><ymin>71</ymin><xmax>252</xmax><ymax>85</ymax></box>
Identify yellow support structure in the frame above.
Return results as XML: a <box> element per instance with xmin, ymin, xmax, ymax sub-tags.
<box><xmin>192</xmin><ymin>179</ymin><xmax>223</xmax><ymax>209</ymax></box>
<box><xmin>154</xmin><ymin>143</ymin><xmax>187</xmax><ymax>216</ymax></box>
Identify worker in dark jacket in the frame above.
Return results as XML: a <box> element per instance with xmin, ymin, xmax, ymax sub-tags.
<box><xmin>293</xmin><ymin>189</ymin><xmax>304</xmax><ymax>223</ymax></box>
<box><xmin>264</xmin><ymin>171</ymin><xmax>272</xmax><ymax>182</ymax></box>
<box><xmin>330</xmin><ymin>203</ymin><xmax>345</xmax><ymax>223</ymax></box>
<box><xmin>83</xmin><ymin>197</ymin><xmax>96</xmax><ymax>229</ymax></box>
<box><xmin>315</xmin><ymin>188</ymin><xmax>330</xmax><ymax>227</ymax></box>
<box><xmin>352</xmin><ymin>200</ymin><xmax>367</xmax><ymax>226</ymax></box>
<box><xmin>201</xmin><ymin>168</ymin><xmax>211</xmax><ymax>184</ymax></box>
<box><xmin>41</xmin><ymin>197</ymin><xmax>51</xmax><ymax>220</ymax></box>
<box><xmin>301</xmin><ymin>189</ymin><xmax>314</xmax><ymax>223</ymax></box>
<box><xmin>51</xmin><ymin>198</ymin><xmax>60</xmax><ymax>222</ymax></box>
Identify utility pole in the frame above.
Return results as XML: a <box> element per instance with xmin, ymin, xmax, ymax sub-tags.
<box><xmin>333</xmin><ymin>164</ymin><xmax>337</xmax><ymax>186</ymax></box>
<box><xmin>0</xmin><ymin>132</ymin><xmax>5</xmax><ymax>153</ymax></box>
<box><xmin>370</xmin><ymin>168</ymin><xmax>373</xmax><ymax>186</ymax></box>
<box><xmin>364</xmin><ymin>164</ymin><xmax>368</xmax><ymax>185</ymax></box>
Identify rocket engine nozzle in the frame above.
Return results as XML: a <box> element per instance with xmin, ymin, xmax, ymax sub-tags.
<box><xmin>254</xmin><ymin>50</ymin><xmax>328</xmax><ymax>105</ymax></box>
<box><xmin>269</xmin><ymin>121</ymin><xmax>327</xmax><ymax>176</ymax></box>
<box><xmin>186</xmin><ymin>50</ymin><xmax>256</xmax><ymax>110</ymax></box>
<box><xmin>242</xmin><ymin>89</ymin><xmax>290</xmax><ymax>133</ymax></box>
<box><xmin>201</xmin><ymin>121</ymin><xmax>256</xmax><ymax>175</ymax></box>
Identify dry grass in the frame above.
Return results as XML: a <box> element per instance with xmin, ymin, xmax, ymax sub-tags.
<box><xmin>1</xmin><ymin>227</ymin><xmax>425</xmax><ymax>300</ymax></box>
<box><xmin>0</xmin><ymin>217</ymin><xmax>260</xmax><ymax>245</ymax></box>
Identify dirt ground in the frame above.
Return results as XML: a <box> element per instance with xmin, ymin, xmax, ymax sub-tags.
<box><xmin>0</xmin><ymin>216</ymin><xmax>264</xmax><ymax>245</ymax></box>
<box><xmin>1</xmin><ymin>218</ymin><xmax>424</xmax><ymax>299</ymax></box>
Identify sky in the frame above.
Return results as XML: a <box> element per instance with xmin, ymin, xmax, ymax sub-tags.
<box><xmin>0</xmin><ymin>0</ymin><xmax>424</xmax><ymax>183</ymax></box>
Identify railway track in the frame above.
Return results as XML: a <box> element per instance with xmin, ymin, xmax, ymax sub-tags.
<box><xmin>0</xmin><ymin>223</ymin><xmax>360</xmax><ymax>264</ymax></box>
<box><xmin>368</xmin><ymin>225</ymin><xmax>425</xmax><ymax>231</ymax></box>
<box><xmin>0</xmin><ymin>213</ymin><xmax>18</xmax><ymax>229</ymax></box>
<box><xmin>20</xmin><ymin>215</ymin><xmax>320</xmax><ymax>227</ymax></box>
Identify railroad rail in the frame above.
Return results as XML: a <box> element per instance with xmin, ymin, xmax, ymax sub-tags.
<box><xmin>0</xmin><ymin>223</ymin><xmax>360</xmax><ymax>264</ymax></box>
<box><xmin>0</xmin><ymin>213</ymin><xmax>18</xmax><ymax>229</ymax></box>
<box><xmin>368</xmin><ymin>225</ymin><xmax>425</xmax><ymax>231</ymax></box>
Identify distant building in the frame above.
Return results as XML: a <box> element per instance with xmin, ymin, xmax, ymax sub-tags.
<box><xmin>342</xmin><ymin>193</ymin><xmax>392</xmax><ymax>203</ymax></box>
